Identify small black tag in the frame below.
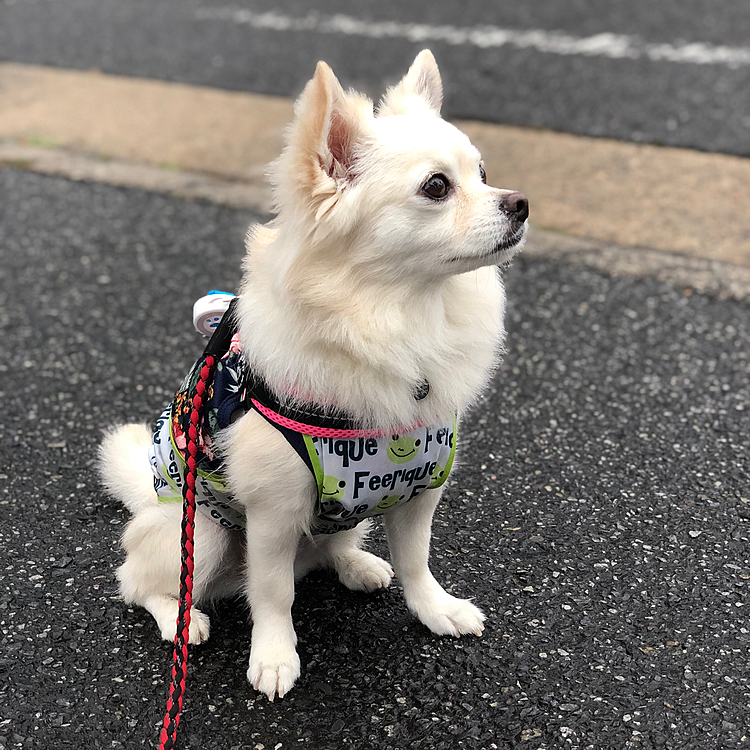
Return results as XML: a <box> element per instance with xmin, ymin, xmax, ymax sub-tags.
<box><xmin>413</xmin><ymin>379</ymin><xmax>430</xmax><ymax>401</ymax></box>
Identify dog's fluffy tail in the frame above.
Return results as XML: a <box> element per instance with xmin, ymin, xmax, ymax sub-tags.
<box><xmin>99</xmin><ymin>424</ymin><xmax>157</xmax><ymax>513</ymax></box>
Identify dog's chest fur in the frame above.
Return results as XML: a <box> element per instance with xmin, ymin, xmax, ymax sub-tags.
<box><xmin>238</xmin><ymin>249</ymin><xmax>505</xmax><ymax>430</ymax></box>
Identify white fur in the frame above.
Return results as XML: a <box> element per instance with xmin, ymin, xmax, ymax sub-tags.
<box><xmin>100</xmin><ymin>50</ymin><xmax>526</xmax><ymax>700</ymax></box>
<box><xmin>98</xmin><ymin>424</ymin><xmax>157</xmax><ymax>513</ymax></box>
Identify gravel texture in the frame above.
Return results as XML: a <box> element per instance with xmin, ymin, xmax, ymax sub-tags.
<box><xmin>1</xmin><ymin>169</ymin><xmax>748</xmax><ymax>749</ymax></box>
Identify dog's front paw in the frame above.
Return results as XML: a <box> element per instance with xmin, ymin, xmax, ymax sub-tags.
<box><xmin>247</xmin><ymin>640</ymin><xmax>301</xmax><ymax>701</ymax></box>
<box><xmin>406</xmin><ymin>583</ymin><xmax>485</xmax><ymax>638</ymax></box>
<box><xmin>337</xmin><ymin>550</ymin><xmax>394</xmax><ymax>592</ymax></box>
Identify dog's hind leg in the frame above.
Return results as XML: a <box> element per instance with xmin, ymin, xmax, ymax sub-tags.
<box><xmin>101</xmin><ymin>423</ymin><xmax>240</xmax><ymax>644</ymax></box>
<box><xmin>316</xmin><ymin>521</ymin><xmax>394</xmax><ymax>592</ymax></box>
<box><xmin>142</xmin><ymin>593</ymin><xmax>211</xmax><ymax>644</ymax></box>
<box><xmin>116</xmin><ymin>502</ymin><xmax>235</xmax><ymax>645</ymax></box>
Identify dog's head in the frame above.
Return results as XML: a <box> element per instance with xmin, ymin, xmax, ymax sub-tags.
<box><xmin>269</xmin><ymin>50</ymin><xmax>528</xmax><ymax>285</ymax></box>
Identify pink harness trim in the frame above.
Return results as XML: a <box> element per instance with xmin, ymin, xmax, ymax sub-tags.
<box><xmin>250</xmin><ymin>399</ymin><xmax>417</xmax><ymax>439</ymax></box>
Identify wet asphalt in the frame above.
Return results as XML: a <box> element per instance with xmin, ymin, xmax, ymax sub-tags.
<box><xmin>2</xmin><ymin>0</ymin><xmax>750</xmax><ymax>156</ymax></box>
<box><xmin>1</xmin><ymin>168</ymin><xmax>749</xmax><ymax>749</ymax></box>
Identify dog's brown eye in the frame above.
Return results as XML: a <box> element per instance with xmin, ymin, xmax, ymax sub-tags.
<box><xmin>479</xmin><ymin>164</ymin><xmax>487</xmax><ymax>184</ymax></box>
<box><xmin>422</xmin><ymin>174</ymin><xmax>450</xmax><ymax>200</ymax></box>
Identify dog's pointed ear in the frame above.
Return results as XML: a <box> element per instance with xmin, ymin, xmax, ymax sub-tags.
<box><xmin>378</xmin><ymin>50</ymin><xmax>443</xmax><ymax>117</ymax></box>
<box><xmin>278</xmin><ymin>61</ymin><xmax>372</xmax><ymax>205</ymax></box>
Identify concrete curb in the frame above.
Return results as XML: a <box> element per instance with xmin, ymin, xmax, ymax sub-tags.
<box><xmin>3</xmin><ymin>63</ymin><xmax>750</xmax><ymax>267</ymax></box>
<box><xmin>522</xmin><ymin>230</ymin><xmax>750</xmax><ymax>305</ymax></box>
<box><xmin>3</xmin><ymin>62</ymin><xmax>750</xmax><ymax>303</ymax></box>
<box><xmin>4</xmin><ymin>139</ymin><xmax>749</xmax><ymax>305</ymax></box>
<box><xmin>0</xmin><ymin>140</ymin><xmax>273</xmax><ymax>212</ymax></box>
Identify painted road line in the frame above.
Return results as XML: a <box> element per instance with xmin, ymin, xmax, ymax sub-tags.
<box><xmin>1</xmin><ymin>63</ymin><xmax>749</xmax><ymax>266</ymax></box>
<box><xmin>194</xmin><ymin>8</ymin><xmax>750</xmax><ymax>69</ymax></box>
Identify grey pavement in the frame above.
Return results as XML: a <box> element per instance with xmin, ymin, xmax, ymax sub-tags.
<box><xmin>1</xmin><ymin>168</ymin><xmax>749</xmax><ymax>750</ymax></box>
<box><xmin>1</xmin><ymin>0</ymin><xmax>749</xmax><ymax>156</ymax></box>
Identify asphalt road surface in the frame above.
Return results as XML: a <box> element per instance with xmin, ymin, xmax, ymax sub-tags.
<box><xmin>1</xmin><ymin>169</ymin><xmax>749</xmax><ymax>749</ymax></box>
<box><xmin>2</xmin><ymin>0</ymin><xmax>750</xmax><ymax>155</ymax></box>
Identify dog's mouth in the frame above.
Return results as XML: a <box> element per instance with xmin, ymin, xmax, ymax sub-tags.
<box><xmin>493</xmin><ymin>225</ymin><xmax>527</xmax><ymax>256</ymax></box>
<box><xmin>449</xmin><ymin>224</ymin><xmax>527</xmax><ymax>266</ymax></box>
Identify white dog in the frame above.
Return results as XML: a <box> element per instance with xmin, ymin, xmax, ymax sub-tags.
<box><xmin>99</xmin><ymin>50</ymin><xmax>528</xmax><ymax>701</ymax></box>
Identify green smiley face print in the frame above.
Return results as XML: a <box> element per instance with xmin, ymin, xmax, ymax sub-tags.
<box><xmin>321</xmin><ymin>474</ymin><xmax>347</xmax><ymax>501</ymax></box>
<box><xmin>386</xmin><ymin>434</ymin><xmax>421</xmax><ymax>464</ymax></box>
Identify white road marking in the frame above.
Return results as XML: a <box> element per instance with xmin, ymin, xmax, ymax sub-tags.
<box><xmin>193</xmin><ymin>7</ymin><xmax>750</xmax><ymax>69</ymax></box>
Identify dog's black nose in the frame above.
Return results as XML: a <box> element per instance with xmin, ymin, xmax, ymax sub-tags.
<box><xmin>498</xmin><ymin>192</ymin><xmax>529</xmax><ymax>223</ymax></box>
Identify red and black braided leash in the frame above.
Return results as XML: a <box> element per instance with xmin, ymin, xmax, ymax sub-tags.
<box><xmin>157</xmin><ymin>299</ymin><xmax>238</xmax><ymax>750</ymax></box>
<box><xmin>157</xmin><ymin>352</ymin><xmax>214</xmax><ymax>750</ymax></box>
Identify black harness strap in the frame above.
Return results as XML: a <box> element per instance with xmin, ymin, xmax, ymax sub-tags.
<box><xmin>203</xmin><ymin>296</ymin><xmax>240</xmax><ymax>359</ymax></box>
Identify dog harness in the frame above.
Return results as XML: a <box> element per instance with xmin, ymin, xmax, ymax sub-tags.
<box><xmin>148</xmin><ymin>334</ymin><xmax>456</xmax><ymax>534</ymax></box>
